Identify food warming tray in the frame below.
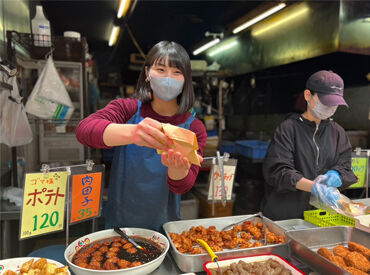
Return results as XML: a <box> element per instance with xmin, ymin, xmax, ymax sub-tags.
<box><xmin>286</xmin><ymin>226</ymin><xmax>370</xmax><ymax>275</ymax></box>
<box><xmin>163</xmin><ymin>214</ymin><xmax>288</xmax><ymax>273</ymax></box>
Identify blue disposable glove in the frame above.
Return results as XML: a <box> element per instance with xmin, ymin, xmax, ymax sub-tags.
<box><xmin>324</xmin><ymin>170</ymin><xmax>342</xmax><ymax>188</ymax></box>
<box><xmin>311</xmin><ymin>180</ymin><xmax>340</xmax><ymax>208</ymax></box>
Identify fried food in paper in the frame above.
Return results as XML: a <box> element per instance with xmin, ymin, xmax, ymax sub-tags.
<box><xmin>333</xmin><ymin>245</ymin><xmax>350</xmax><ymax>258</ymax></box>
<box><xmin>344</xmin><ymin>251</ymin><xmax>370</xmax><ymax>272</ymax></box>
<box><xmin>318</xmin><ymin>247</ymin><xmax>335</xmax><ymax>261</ymax></box>
<box><xmin>348</xmin><ymin>241</ymin><xmax>370</xmax><ymax>260</ymax></box>
<box><xmin>4</xmin><ymin>258</ymin><xmax>68</xmax><ymax>275</ymax></box>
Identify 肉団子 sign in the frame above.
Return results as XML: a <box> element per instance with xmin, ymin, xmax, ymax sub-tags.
<box><xmin>70</xmin><ymin>172</ymin><xmax>102</xmax><ymax>224</ymax></box>
<box><xmin>20</xmin><ymin>171</ymin><xmax>68</xmax><ymax>239</ymax></box>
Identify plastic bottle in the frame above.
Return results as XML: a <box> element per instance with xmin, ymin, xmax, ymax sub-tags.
<box><xmin>31</xmin><ymin>5</ymin><xmax>51</xmax><ymax>47</ymax></box>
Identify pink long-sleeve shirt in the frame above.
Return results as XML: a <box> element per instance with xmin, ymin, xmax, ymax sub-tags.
<box><xmin>76</xmin><ymin>98</ymin><xmax>207</xmax><ymax>194</ymax></box>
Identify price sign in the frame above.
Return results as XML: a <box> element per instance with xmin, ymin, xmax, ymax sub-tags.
<box><xmin>350</xmin><ymin>157</ymin><xmax>368</xmax><ymax>188</ymax></box>
<box><xmin>70</xmin><ymin>172</ymin><xmax>102</xmax><ymax>224</ymax></box>
<box><xmin>20</xmin><ymin>172</ymin><xmax>68</xmax><ymax>239</ymax></box>
<box><xmin>208</xmin><ymin>159</ymin><xmax>237</xmax><ymax>200</ymax></box>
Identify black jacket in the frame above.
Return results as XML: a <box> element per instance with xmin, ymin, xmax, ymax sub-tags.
<box><xmin>261</xmin><ymin>113</ymin><xmax>357</xmax><ymax>220</ymax></box>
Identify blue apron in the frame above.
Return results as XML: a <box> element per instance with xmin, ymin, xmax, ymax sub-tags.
<box><xmin>105</xmin><ymin>101</ymin><xmax>195</xmax><ymax>232</ymax></box>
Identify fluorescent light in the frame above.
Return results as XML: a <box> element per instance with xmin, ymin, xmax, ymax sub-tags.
<box><xmin>233</xmin><ymin>3</ymin><xmax>286</xmax><ymax>34</ymax></box>
<box><xmin>208</xmin><ymin>40</ymin><xmax>238</xmax><ymax>57</ymax></box>
<box><xmin>193</xmin><ymin>38</ymin><xmax>221</xmax><ymax>55</ymax></box>
<box><xmin>117</xmin><ymin>0</ymin><xmax>130</xmax><ymax>18</ymax></box>
<box><xmin>252</xmin><ymin>6</ymin><xmax>309</xmax><ymax>36</ymax></box>
<box><xmin>109</xmin><ymin>26</ymin><xmax>120</xmax><ymax>46</ymax></box>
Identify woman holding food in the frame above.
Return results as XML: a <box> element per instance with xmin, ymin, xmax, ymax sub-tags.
<box><xmin>261</xmin><ymin>70</ymin><xmax>357</xmax><ymax>220</ymax></box>
<box><xmin>76</xmin><ymin>41</ymin><xmax>206</xmax><ymax>231</ymax></box>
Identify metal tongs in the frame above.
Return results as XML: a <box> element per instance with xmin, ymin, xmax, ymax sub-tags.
<box><xmin>113</xmin><ymin>226</ymin><xmax>149</xmax><ymax>253</ymax></box>
<box><xmin>197</xmin><ymin>239</ymin><xmax>223</xmax><ymax>275</ymax></box>
<box><xmin>203</xmin><ymin>152</ymin><xmax>230</xmax><ymax>208</ymax></box>
<box><xmin>221</xmin><ymin>212</ymin><xmax>267</xmax><ymax>245</ymax></box>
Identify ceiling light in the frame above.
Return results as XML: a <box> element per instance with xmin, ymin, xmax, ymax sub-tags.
<box><xmin>233</xmin><ymin>3</ymin><xmax>287</xmax><ymax>34</ymax></box>
<box><xmin>117</xmin><ymin>0</ymin><xmax>131</xmax><ymax>18</ymax></box>
<box><xmin>193</xmin><ymin>38</ymin><xmax>221</xmax><ymax>55</ymax></box>
<box><xmin>109</xmin><ymin>26</ymin><xmax>120</xmax><ymax>46</ymax></box>
<box><xmin>252</xmin><ymin>6</ymin><xmax>309</xmax><ymax>36</ymax></box>
<box><xmin>208</xmin><ymin>40</ymin><xmax>238</xmax><ymax>57</ymax></box>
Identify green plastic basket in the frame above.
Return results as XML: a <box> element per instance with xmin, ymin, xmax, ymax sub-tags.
<box><xmin>304</xmin><ymin>209</ymin><xmax>355</xmax><ymax>227</ymax></box>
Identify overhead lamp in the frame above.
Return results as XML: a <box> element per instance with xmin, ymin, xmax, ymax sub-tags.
<box><xmin>193</xmin><ymin>39</ymin><xmax>221</xmax><ymax>55</ymax></box>
<box><xmin>109</xmin><ymin>26</ymin><xmax>120</xmax><ymax>46</ymax></box>
<box><xmin>233</xmin><ymin>3</ymin><xmax>286</xmax><ymax>34</ymax></box>
<box><xmin>208</xmin><ymin>40</ymin><xmax>238</xmax><ymax>57</ymax></box>
<box><xmin>193</xmin><ymin>31</ymin><xmax>223</xmax><ymax>56</ymax></box>
<box><xmin>117</xmin><ymin>0</ymin><xmax>131</xmax><ymax>18</ymax></box>
<box><xmin>252</xmin><ymin>6</ymin><xmax>309</xmax><ymax>36</ymax></box>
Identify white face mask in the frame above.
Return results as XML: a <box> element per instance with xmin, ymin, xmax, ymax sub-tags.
<box><xmin>149</xmin><ymin>73</ymin><xmax>184</xmax><ymax>102</ymax></box>
<box><xmin>308</xmin><ymin>97</ymin><xmax>337</xmax><ymax>120</ymax></box>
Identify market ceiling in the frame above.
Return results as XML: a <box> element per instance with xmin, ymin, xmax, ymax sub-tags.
<box><xmin>39</xmin><ymin>0</ymin><xmax>262</xmax><ymax>62</ymax></box>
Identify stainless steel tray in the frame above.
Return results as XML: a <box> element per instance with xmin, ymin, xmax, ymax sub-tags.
<box><xmin>276</xmin><ymin>219</ymin><xmax>317</xmax><ymax>231</ymax></box>
<box><xmin>286</xmin><ymin>226</ymin><xmax>370</xmax><ymax>275</ymax></box>
<box><xmin>163</xmin><ymin>214</ymin><xmax>288</xmax><ymax>273</ymax></box>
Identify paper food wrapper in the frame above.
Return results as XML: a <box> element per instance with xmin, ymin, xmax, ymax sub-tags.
<box><xmin>157</xmin><ymin>123</ymin><xmax>201</xmax><ymax>166</ymax></box>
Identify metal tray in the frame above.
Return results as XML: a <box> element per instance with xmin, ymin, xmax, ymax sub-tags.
<box><xmin>163</xmin><ymin>214</ymin><xmax>288</xmax><ymax>273</ymax></box>
<box><xmin>286</xmin><ymin>226</ymin><xmax>370</xmax><ymax>275</ymax></box>
<box><xmin>276</xmin><ymin>219</ymin><xmax>317</xmax><ymax>231</ymax></box>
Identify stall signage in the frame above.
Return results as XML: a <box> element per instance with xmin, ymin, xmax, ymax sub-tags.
<box><xmin>70</xmin><ymin>172</ymin><xmax>102</xmax><ymax>224</ymax></box>
<box><xmin>208</xmin><ymin>165</ymin><xmax>236</xmax><ymax>200</ymax></box>
<box><xmin>350</xmin><ymin>157</ymin><xmax>368</xmax><ymax>188</ymax></box>
<box><xmin>20</xmin><ymin>172</ymin><xmax>68</xmax><ymax>239</ymax></box>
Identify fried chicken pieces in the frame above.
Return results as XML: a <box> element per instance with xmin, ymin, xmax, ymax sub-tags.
<box><xmin>169</xmin><ymin>221</ymin><xmax>284</xmax><ymax>254</ymax></box>
<box><xmin>317</xmin><ymin>242</ymin><xmax>370</xmax><ymax>275</ymax></box>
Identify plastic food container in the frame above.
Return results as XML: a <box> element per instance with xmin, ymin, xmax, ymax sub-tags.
<box><xmin>203</xmin><ymin>254</ymin><xmax>304</xmax><ymax>275</ymax></box>
<box><xmin>235</xmin><ymin>140</ymin><xmax>269</xmax><ymax>159</ymax></box>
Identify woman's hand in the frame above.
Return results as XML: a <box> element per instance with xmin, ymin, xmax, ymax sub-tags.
<box><xmin>162</xmin><ymin>149</ymin><xmax>203</xmax><ymax>180</ymax></box>
<box><xmin>132</xmin><ymin>118</ymin><xmax>172</xmax><ymax>150</ymax></box>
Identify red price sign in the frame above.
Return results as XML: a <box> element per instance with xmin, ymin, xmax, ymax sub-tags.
<box><xmin>70</xmin><ymin>172</ymin><xmax>102</xmax><ymax>224</ymax></box>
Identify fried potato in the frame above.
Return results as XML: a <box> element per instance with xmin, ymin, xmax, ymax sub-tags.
<box><xmin>345</xmin><ymin>251</ymin><xmax>370</xmax><ymax>272</ymax></box>
<box><xmin>4</xmin><ymin>258</ymin><xmax>69</xmax><ymax>275</ymax></box>
<box><xmin>44</xmin><ymin>263</ymin><xmax>58</xmax><ymax>275</ymax></box>
<box><xmin>20</xmin><ymin>259</ymin><xmax>34</xmax><ymax>273</ymax></box>
<box><xmin>32</xmin><ymin>258</ymin><xmax>47</xmax><ymax>270</ymax></box>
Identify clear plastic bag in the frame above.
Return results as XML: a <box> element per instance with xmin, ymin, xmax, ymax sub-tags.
<box><xmin>25</xmin><ymin>56</ymin><xmax>74</xmax><ymax>120</ymax></box>
<box><xmin>310</xmin><ymin>174</ymin><xmax>367</xmax><ymax>217</ymax></box>
<box><xmin>0</xmin><ymin>77</ymin><xmax>33</xmax><ymax>147</ymax></box>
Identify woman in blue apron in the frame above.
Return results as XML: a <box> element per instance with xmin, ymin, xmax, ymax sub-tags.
<box><xmin>76</xmin><ymin>41</ymin><xmax>207</xmax><ymax>232</ymax></box>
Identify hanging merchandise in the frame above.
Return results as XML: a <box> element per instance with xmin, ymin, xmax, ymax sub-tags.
<box><xmin>0</xmin><ymin>76</ymin><xmax>33</xmax><ymax>147</ymax></box>
<box><xmin>25</xmin><ymin>56</ymin><xmax>74</xmax><ymax>121</ymax></box>
<box><xmin>31</xmin><ymin>5</ymin><xmax>51</xmax><ymax>47</ymax></box>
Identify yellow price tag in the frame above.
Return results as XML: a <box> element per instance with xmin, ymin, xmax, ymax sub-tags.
<box><xmin>20</xmin><ymin>172</ymin><xmax>68</xmax><ymax>239</ymax></box>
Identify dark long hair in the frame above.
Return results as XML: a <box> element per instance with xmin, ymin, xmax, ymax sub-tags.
<box><xmin>135</xmin><ymin>41</ymin><xmax>194</xmax><ymax>114</ymax></box>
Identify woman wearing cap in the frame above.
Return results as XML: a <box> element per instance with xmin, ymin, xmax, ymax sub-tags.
<box><xmin>261</xmin><ymin>70</ymin><xmax>357</xmax><ymax>220</ymax></box>
<box><xmin>76</xmin><ymin>41</ymin><xmax>207</xmax><ymax>231</ymax></box>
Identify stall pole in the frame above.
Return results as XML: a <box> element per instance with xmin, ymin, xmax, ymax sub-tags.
<box><xmin>218</xmin><ymin>80</ymin><xmax>223</xmax><ymax>151</ymax></box>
